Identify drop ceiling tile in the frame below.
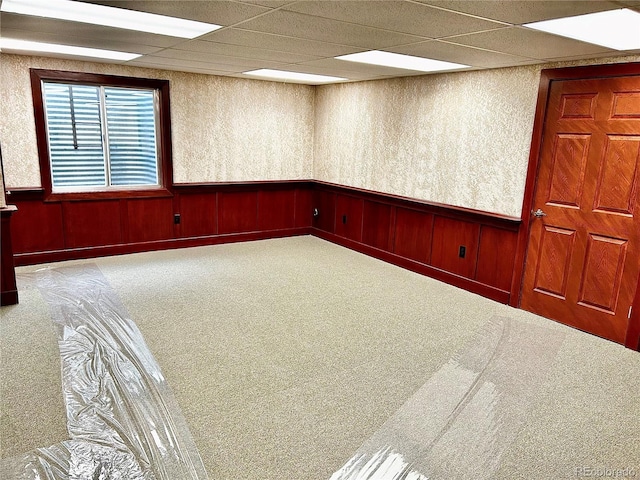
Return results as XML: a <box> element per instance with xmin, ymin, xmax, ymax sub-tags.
<box><xmin>235</xmin><ymin>64</ymin><xmax>372</xmax><ymax>81</ymax></box>
<box><xmin>542</xmin><ymin>51</ymin><xmax>640</xmax><ymax>62</ymax></box>
<box><xmin>298</xmin><ymin>58</ymin><xmax>446</xmax><ymax>78</ymax></box>
<box><xmin>2</xmin><ymin>0</ymin><xmax>636</xmax><ymax>82</ymax></box>
<box><xmin>283</xmin><ymin>1</ymin><xmax>506</xmax><ymax>37</ymax></box>
<box><xmin>0</xmin><ymin>49</ymin><xmax>130</xmax><ymax>64</ymax></box>
<box><xmin>448</xmin><ymin>26</ymin><xmax>613</xmax><ymax>60</ymax></box>
<box><xmin>0</xmin><ymin>28</ymin><xmax>164</xmax><ymax>55</ymax></box>
<box><xmin>129</xmin><ymin>55</ymin><xmax>244</xmax><ymax>73</ymax></box>
<box><xmin>236</xmin><ymin>0</ymin><xmax>294</xmax><ymax>7</ymax></box>
<box><xmin>127</xmin><ymin>61</ymin><xmax>236</xmax><ymax>76</ymax></box>
<box><xmin>275</xmin><ymin>64</ymin><xmax>377</xmax><ymax>81</ymax></box>
<box><xmin>416</xmin><ymin>0</ymin><xmax>621</xmax><ymax>25</ymax></box>
<box><xmin>83</xmin><ymin>0</ymin><xmax>271</xmax><ymax>25</ymax></box>
<box><xmin>151</xmin><ymin>48</ymin><xmax>289</xmax><ymax>69</ymax></box>
<box><xmin>201</xmin><ymin>28</ymin><xmax>357</xmax><ymax>57</ymax></box>
<box><xmin>235</xmin><ymin>10</ymin><xmax>426</xmax><ymax>48</ymax></box>
<box><xmin>170</xmin><ymin>39</ymin><xmax>322</xmax><ymax>63</ymax></box>
<box><xmin>389</xmin><ymin>39</ymin><xmax>536</xmax><ymax>68</ymax></box>
<box><xmin>222</xmin><ymin>72</ymin><xmax>286</xmax><ymax>83</ymax></box>
<box><xmin>0</xmin><ymin>13</ymin><xmax>184</xmax><ymax>48</ymax></box>
<box><xmin>227</xmin><ymin>72</ymin><xmax>356</xmax><ymax>85</ymax></box>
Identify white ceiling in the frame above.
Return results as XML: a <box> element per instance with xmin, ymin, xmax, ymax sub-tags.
<box><xmin>1</xmin><ymin>0</ymin><xmax>639</xmax><ymax>83</ymax></box>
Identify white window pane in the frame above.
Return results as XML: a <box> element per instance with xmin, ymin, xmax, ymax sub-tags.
<box><xmin>44</xmin><ymin>83</ymin><xmax>106</xmax><ymax>187</ymax></box>
<box><xmin>105</xmin><ymin>87</ymin><xmax>158</xmax><ymax>186</ymax></box>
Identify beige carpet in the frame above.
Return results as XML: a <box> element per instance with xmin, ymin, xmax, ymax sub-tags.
<box><xmin>2</xmin><ymin>236</ymin><xmax>639</xmax><ymax>479</ymax></box>
<box><xmin>0</xmin><ymin>285</ymin><xmax>67</xmax><ymax>458</ymax></box>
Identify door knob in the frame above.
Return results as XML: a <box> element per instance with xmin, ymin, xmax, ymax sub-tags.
<box><xmin>532</xmin><ymin>208</ymin><xmax>547</xmax><ymax>218</ymax></box>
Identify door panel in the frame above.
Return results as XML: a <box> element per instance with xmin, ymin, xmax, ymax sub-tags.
<box><xmin>521</xmin><ymin>75</ymin><xmax>640</xmax><ymax>344</ymax></box>
<box><xmin>578</xmin><ymin>234</ymin><xmax>627</xmax><ymax>314</ymax></box>
<box><xmin>612</xmin><ymin>91</ymin><xmax>640</xmax><ymax>118</ymax></box>
<box><xmin>593</xmin><ymin>136</ymin><xmax>639</xmax><ymax>214</ymax></box>
<box><xmin>547</xmin><ymin>134</ymin><xmax>590</xmax><ymax>207</ymax></box>
<box><xmin>560</xmin><ymin>93</ymin><xmax>597</xmax><ymax>118</ymax></box>
<box><xmin>533</xmin><ymin>226</ymin><xmax>575</xmax><ymax>299</ymax></box>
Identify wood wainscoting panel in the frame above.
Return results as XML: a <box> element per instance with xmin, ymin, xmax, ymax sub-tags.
<box><xmin>431</xmin><ymin>216</ymin><xmax>480</xmax><ymax>279</ymax></box>
<box><xmin>311</xmin><ymin>182</ymin><xmax>519</xmax><ymax>302</ymax></box>
<box><xmin>10</xmin><ymin>200</ymin><xmax>64</xmax><ymax>254</ymax></box>
<box><xmin>8</xmin><ymin>182</ymin><xmax>310</xmax><ymax>266</ymax></box>
<box><xmin>178</xmin><ymin>192</ymin><xmax>217</xmax><ymax>238</ymax></box>
<box><xmin>335</xmin><ymin>194</ymin><xmax>364</xmax><ymax>242</ymax></box>
<box><xmin>7</xmin><ymin>181</ymin><xmax>524</xmax><ymax>310</ymax></box>
<box><xmin>1</xmin><ymin>207</ymin><xmax>19</xmax><ymax>305</ymax></box>
<box><xmin>295</xmin><ymin>187</ymin><xmax>313</xmax><ymax>228</ymax></box>
<box><xmin>63</xmin><ymin>200</ymin><xmax>122</xmax><ymax>248</ymax></box>
<box><xmin>258</xmin><ymin>189</ymin><xmax>296</xmax><ymax>231</ymax></box>
<box><xmin>476</xmin><ymin>226</ymin><xmax>518</xmax><ymax>292</ymax></box>
<box><xmin>362</xmin><ymin>200</ymin><xmax>392</xmax><ymax>251</ymax></box>
<box><xmin>218</xmin><ymin>191</ymin><xmax>258</xmax><ymax>234</ymax></box>
<box><xmin>126</xmin><ymin>198</ymin><xmax>174</xmax><ymax>243</ymax></box>
<box><xmin>393</xmin><ymin>207</ymin><xmax>433</xmax><ymax>264</ymax></box>
<box><xmin>313</xmin><ymin>189</ymin><xmax>336</xmax><ymax>233</ymax></box>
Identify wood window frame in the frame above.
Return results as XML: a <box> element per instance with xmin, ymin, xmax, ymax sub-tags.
<box><xmin>30</xmin><ymin>69</ymin><xmax>174</xmax><ymax>201</ymax></box>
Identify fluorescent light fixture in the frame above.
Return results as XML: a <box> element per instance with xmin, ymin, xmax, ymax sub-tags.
<box><xmin>524</xmin><ymin>8</ymin><xmax>640</xmax><ymax>51</ymax></box>
<box><xmin>335</xmin><ymin>50</ymin><xmax>469</xmax><ymax>72</ymax></box>
<box><xmin>0</xmin><ymin>38</ymin><xmax>140</xmax><ymax>60</ymax></box>
<box><xmin>243</xmin><ymin>69</ymin><xmax>347</xmax><ymax>84</ymax></box>
<box><xmin>0</xmin><ymin>0</ymin><xmax>222</xmax><ymax>39</ymax></box>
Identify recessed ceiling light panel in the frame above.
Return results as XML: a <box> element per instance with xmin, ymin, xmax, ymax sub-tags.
<box><xmin>0</xmin><ymin>38</ymin><xmax>140</xmax><ymax>60</ymax></box>
<box><xmin>243</xmin><ymin>69</ymin><xmax>347</xmax><ymax>84</ymax></box>
<box><xmin>0</xmin><ymin>0</ymin><xmax>222</xmax><ymax>39</ymax></box>
<box><xmin>524</xmin><ymin>8</ymin><xmax>640</xmax><ymax>51</ymax></box>
<box><xmin>335</xmin><ymin>50</ymin><xmax>469</xmax><ymax>73</ymax></box>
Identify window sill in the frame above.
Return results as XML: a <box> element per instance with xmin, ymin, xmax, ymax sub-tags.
<box><xmin>44</xmin><ymin>187</ymin><xmax>173</xmax><ymax>202</ymax></box>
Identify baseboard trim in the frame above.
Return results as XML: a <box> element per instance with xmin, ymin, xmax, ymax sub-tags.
<box><xmin>1</xmin><ymin>290</ymin><xmax>19</xmax><ymax>306</ymax></box>
<box><xmin>12</xmin><ymin>223</ymin><xmax>510</xmax><ymax>304</ymax></box>
<box><xmin>14</xmin><ymin>227</ymin><xmax>312</xmax><ymax>266</ymax></box>
<box><xmin>312</xmin><ymin>228</ymin><xmax>511</xmax><ymax>304</ymax></box>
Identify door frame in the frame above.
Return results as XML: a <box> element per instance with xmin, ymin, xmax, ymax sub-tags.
<box><xmin>511</xmin><ymin>61</ymin><xmax>640</xmax><ymax>351</ymax></box>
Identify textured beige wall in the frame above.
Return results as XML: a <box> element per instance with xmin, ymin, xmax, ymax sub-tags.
<box><xmin>314</xmin><ymin>56</ymin><xmax>640</xmax><ymax>217</ymax></box>
<box><xmin>0</xmin><ymin>54</ymin><xmax>315</xmax><ymax>188</ymax></box>
<box><xmin>314</xmin><ymin>67</ymin><xmax>538</xmax><ymax>217</ymax></box>
<box><xmin>2</xmin><ymin>53</ymin><xmax>639</xmax><ymax>217</ymax></box>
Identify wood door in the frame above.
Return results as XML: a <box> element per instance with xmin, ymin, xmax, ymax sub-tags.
<box><xmin>521</xmin><ymin>75</ymin><xmax>640</xmax><ymax>344</ymax></box>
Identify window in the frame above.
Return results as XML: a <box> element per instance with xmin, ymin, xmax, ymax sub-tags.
<box><xmin>44</xmin><ymin>83</ymin><xmax>158</xmax><ymax>188</ymax></box>
<box><xmin>31</xmin><ymin>69</ymin><xmax>173</xmax><ymax>199</ymax></box>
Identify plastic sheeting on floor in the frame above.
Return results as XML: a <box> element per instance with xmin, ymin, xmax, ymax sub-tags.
<box><xmin>1</xmin><ymin>264</ymin><xmax>208</xmax><ymax>480</ymax></box>
<box><xmin>330</xmin><ymin>316</ymin><xmax>566</xmax><ymax>480</ymax></box>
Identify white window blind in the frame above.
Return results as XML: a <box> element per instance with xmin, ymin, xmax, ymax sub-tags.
<box><xmin>105</xmin><ymin>87</ymin><xmax>158</xmax><ymax>186</ymax></box>
<box><xmin>43</xmin><ymin>82</ymin><xmax>159</xmax><ymax>190</ymax></box>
